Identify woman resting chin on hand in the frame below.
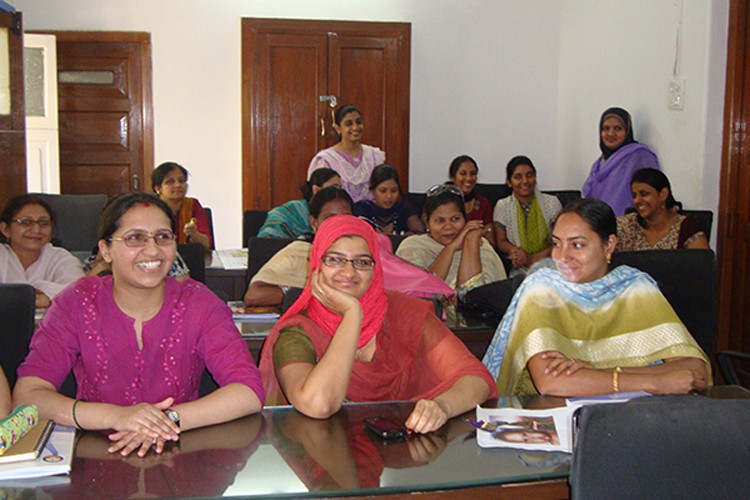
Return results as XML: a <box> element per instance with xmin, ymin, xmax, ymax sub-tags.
<box><xmin>13</xmin><ymin>193</ymin><xmax>264</xmax><ymax>457</ymax></box>
<box><xmin>259</xmin><ymin>215</ymin><xmax>497</xmax><ymax>434</ymax></box>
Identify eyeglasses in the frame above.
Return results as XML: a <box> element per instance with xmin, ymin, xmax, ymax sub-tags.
<box><xmin>12</xmin><ymin>218</ymin><xmax>52</xmax><ymax>228</ymax></box>
<box><xmin>109</xmin><ymin>230</ymin><xmax>176</xmax><ymax>247</ymax></box>
<box><xmin>321</xmin><ymin>254</ymin><xmax>375</xmax><ymax>270</ymax></box>
<box><xmin>426</xmin><ymin>183</ymin><xmax>464</xmax><ymax>200</ymax></box>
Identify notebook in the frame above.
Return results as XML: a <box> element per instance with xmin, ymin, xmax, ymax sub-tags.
<box><xmin>0</xmin><ymin>420</ymin><xmax>55</xmax><ymax>464</ymax></box>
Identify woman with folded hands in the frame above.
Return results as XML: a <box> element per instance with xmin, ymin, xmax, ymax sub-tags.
<box><xmin>259</xmin><ymin>215</ymin><xmax>496</xmax><ymax>433</ymax></box>
<box><xmin>14</xmin><ymin>192</ymin><xmax>264</xmax><ymax>457</ymax></box>
<box><xmin>482</xmin><ymin>198</ymin><xmax>710</xmax><ymax>396</ymax></box>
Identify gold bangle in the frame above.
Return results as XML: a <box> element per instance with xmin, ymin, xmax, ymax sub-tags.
<box><xmin>612</xmin><ymin>366</ymin><xmax>622</xmax><ymax>393</ymax></box>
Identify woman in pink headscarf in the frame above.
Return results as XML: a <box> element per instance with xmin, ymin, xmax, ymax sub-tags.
<box><xmin>259</xmin><ymin>215</ymin><xmax>496</xmax><ymax>434</ymax></box>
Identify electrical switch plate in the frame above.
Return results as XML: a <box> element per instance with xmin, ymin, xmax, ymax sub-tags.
<box><xmin>668</xmin><ymin>78</ymin><xmax>685</xmax><ymax>110</ymax></box>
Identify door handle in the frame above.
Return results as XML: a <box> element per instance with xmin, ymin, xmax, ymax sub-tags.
<box><xmin>132</xmin><ymin>173</ymin><xmax>140</xmax><ymax>191</ymax></box>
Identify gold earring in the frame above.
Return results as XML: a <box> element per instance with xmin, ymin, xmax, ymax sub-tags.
<box><xmin>606</xmin><ymin>254</ymin><xmax>612</xmax><ymax>264</ymax></box>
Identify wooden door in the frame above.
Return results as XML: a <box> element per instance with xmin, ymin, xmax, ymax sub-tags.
<box><xmin>242</xmin><ymin>19</ymin><xmax>410</xmax><ymax>210</ymax></box>
<box><xmin>47</xmin><ymin>32</ymin><xmax>153</xmax><ymax>196</ymax></box>
<box><xmin>0</xmin><ymin>12</ymin><xmax>26</xmax><ymax>204</ymax></box>
<box><xmin>717</xmin><ymin>0</ymin><xmax>750</xmax><ymax>357</ymax></box>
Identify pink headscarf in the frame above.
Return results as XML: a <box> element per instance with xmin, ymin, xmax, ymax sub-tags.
<box><xmin>279</xmin><ymin>214</ymin><xmax>387</xmax><ymax>349</ymax></box>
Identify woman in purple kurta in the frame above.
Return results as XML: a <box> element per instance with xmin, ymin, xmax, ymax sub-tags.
<box><xmin>15</xmin><ymin>192</ymin><xmax>264</xmax><ymax>458</ymax></box>
<box><xmin>583</xmin><ymin>107</ymin><xmax>660</xmax><ymax>216</ymax></box>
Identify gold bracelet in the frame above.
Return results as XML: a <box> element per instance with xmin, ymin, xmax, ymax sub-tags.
<box><xmin>612</xmin><ymin>366</ymin><xmax>622</xmax><ymax>393</ymax></box>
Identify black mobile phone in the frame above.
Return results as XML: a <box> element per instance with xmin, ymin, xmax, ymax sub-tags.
<box><xmin>364</xmin><ymin>416</ymin><xmax>406</xmax><ymax>440</ymax></box>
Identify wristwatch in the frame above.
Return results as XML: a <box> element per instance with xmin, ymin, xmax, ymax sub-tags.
<box><xmin>164</xmin><ymin>408</ymin><xmax>181</xmax><ymax>428</ymax></box>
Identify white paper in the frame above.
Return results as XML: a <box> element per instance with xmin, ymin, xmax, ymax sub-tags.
<box><xmin>475</xmin><ymin>406</ymin><xmax>575</xmax><ymax>453</ymax></box>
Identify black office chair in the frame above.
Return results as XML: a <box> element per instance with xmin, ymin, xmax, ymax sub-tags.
<box><xmin>0</xmin><ymin>284</ymin><xmax>36</xmax><ymax>388</ymax></box>
<box><xmin>716</xmin><ymin>350</ymin><xmax>750</xmax><ymax>387</ymax></box>
<box><xmin>203</xmin><ymin>206</ymin><xmax>216</xmax><ymax>250</ymax></box>
<box><xmin>611</xmin><ymin>249</ymin><xmax>717</xmax><ymax>357</ymax></box>
<box><xmin>34</xmin><ymin>193</ymin><xmax>109</xmax><ymax>252</ymax></box>
<box><xmin>246</xmin><ymin>237</ymin><xmax>296</xmax><ymax>284</ymax></box>
<box><xmin>475</xmin><ymin>183</ymin><xmax>512</xmax><ymax>207</ymax></box>
<box><xmin>243</xmin><ymin>210</ymin><xmax>269</xmax><ymax>247</ymax></box>
<box><xmin>542</xmin><ymin>189</ymin><xmax>581</xmax><ymax>209</ymax></box>
<box><xmin>570</xmin><ymin>395</ymin><xmax>750</xmax><ymax>499</ymax></box>
<box><xmin>177</xmin><ymin>243</ymin><xmax>206</xmax><ymax>283</ymax></box>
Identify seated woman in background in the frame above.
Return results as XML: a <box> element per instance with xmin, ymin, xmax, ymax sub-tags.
<box><xmin>354</xmin><ymin>164</ymin><xmax>424</xmax><ymax>235</ymax></box>
<box><xmin>245</xmin><ymin>186</ymin><xmax>354</xmax><ymax>307</ymax></box>
<box><xmin>153</xmin><ymin>161</ymin><xmax>212</xmax><ymax>249</ymax></box>
<box><xmin>0</xmin><ymin>194</ymin><xmax>84</xmax><ymax>308</ymax></box>
<box><xmin>396</xmin><ymin>185</ymin><xmax>506</xmax><ymax>295</ymax></box>
<box><xmin>14</xmin><ymin>192</ymin><xmax>264</xmax><ymax>457</ymax></box>
<box><xmin>258</xmin><ymin>168</ymin><xmax>341</xmax><ymax>239</ymax></box>
<box><xmin>583</xmin><ymin>107</ymin><xmax>660</xmax><ymax>216</ymax></box>
<box><xmin>245</xmin><ymin>187</ymin><xmax>453</xmax><ymax>307</ymax></box>
<box><xmin>448</xmin><ymin>155</ymin><xmax>495</xmax><ymax>247</ymax></box>
<box><xmin>259</xmin><ymin>215</ymin><xmax>496</xmax><ymax>433</ymax></box>
<box><xmin>494</xmin><ymin>155</ymin><xmax>562</xmax><ymax>273</ymax></box>
<box><xmin>617</xmin><ymin>168</ymin><xmax>710</xmax><ymax>251</ymax></box>
<box><xmin>308</xmin><ymin>104</ymin><xmax>385</xmax><ymax>203</ymax></box>
<box><xmin>482</xmin><ymin>199</ymin><xmax>709</xmax><ymax>397</ymax></box>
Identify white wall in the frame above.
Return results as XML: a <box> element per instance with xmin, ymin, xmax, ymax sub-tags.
<box><xmin>13</xmin><ymin>0</ymin><xmax>728</xmax><ymax>248</ymax></box>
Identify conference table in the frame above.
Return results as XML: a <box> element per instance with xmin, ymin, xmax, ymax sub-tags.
<box><xmin>7</xmin><ymin>386</ymin><xmax>747</xmax><ymax>499</ymax></box>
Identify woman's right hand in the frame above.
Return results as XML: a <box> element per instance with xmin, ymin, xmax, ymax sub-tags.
<box><xmin>656</xmin><ymin>369</ymin><xmax>708</xmax><ymax>394</ymax></box>
<box><xmin>310</xmin><ymin>268</ymin><xmax>361</xmax><ymax>317</ymax></box>
<box><xmin>508</xmin><ymin>246</ymin><xmax>529</xmax><ymax>268</ymax></box>
<box><xmin>449</xmin><ymin>220</ymin><xmax>485</xmax><ymax>251</ymax></box>
<box><xmin>109</xmin><ymin>397</ymin><xmax>179</xmax><ymax>441</ymax></box>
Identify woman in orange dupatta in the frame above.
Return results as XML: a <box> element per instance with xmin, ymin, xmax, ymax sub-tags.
<box><xmin>153</xmin><ymin>161</ymin><xmax>212</xmax><ymax>249</ymax></box>
<box><xmin>259</xmin><ymin>214</ymin><xmax>496</xmax><ymax>433</ymax></box>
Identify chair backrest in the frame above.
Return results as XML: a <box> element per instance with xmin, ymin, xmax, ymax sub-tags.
<box><xmin>34</xmin><ymin>193</ymin><xmax>109</xmax><ymax>252</ymax></box>
<box><xmin>246</xmin><ymin>237</ymin><xmax>296</xmax><ymax>284</ymax></box>
<box><xmin>177</xmin><ymin>243</ymin><xmax>206</xmax><ymax>283</ymax></box>
<box><xmin>203</xmin><ymin>207</ymin><xmax>216</xmax><ymax>249</ymax></box>
<box><xmin>475</xmin><ymin>183</ymin><xmax>512</xmax><ymax>207</ymax></box>
<box><xmin>611</xmin><ymin>249</ymin><xmax>717</xmax><ymax>356</ymax></box>
<box><xmin>0</xmin><ymin>284</ymin><xmax>35</xmax><ymax>388</ymax></box>
<box><xmin>243</xmin><ymin>210</ymin><xmax>269</xmax><ymax>247</ymax></box>
<box><xmin>406</xmin><ymin>192</ymin><xmax>426</xmax><ymax>218</ymax></box>
<box><xmin>570</xmin><ymin>395</ymin><xmax>750</xmax><ymax>499</ymax></box>
<box><xmin>681</xmin><ymin>209</ymin><xmax>713</xmax><ymax>239</ymax></box>
<box><xmin>541</xmin><ymin>189</ymin><xmax>582</xmax><ymax>209</ymax></box>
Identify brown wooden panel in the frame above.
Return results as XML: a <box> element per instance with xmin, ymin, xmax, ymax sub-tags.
<box><xmin>60</xmin><ymin>165</ymin><xmax>130</xmax><ymax>195</ymax></box>
<box><xmin>59</xmin><ymin>112</ymin><xmax>129</xmax><ymax>147</ymax></box>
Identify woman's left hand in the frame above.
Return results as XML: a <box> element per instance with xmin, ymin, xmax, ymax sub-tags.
<box><xmin>540</xmin><ymin>351</ymin><xmax>592</xmax><ymax>376</ymax></box>
<box><xmin>183</xmin><ymin>217</ymin><xmax>198</xmax><ymax>239</ymax></box>
<box><xmin>34</xmin><ymin>290</ymin><xmax>51</xmax><ymax>309</ymax></box>
<box><xmin>405</xmin><ymin>399</ymin><xmax>451</xmax><ymax>434</ymax></box>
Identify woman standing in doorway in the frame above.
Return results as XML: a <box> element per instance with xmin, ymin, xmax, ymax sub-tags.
<box><xmin>308</xmin><ymin>105</ymin><xmax>386</xmax><ymax>203</ymax></box>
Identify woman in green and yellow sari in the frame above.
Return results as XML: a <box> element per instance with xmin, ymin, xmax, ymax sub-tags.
<box><xmin>483</xmin><ymin>198</ymin><xmax>709</xmax><ymax>396</ymax></box>
<box><xmin>494</xmin><ymin>156</ymin><xmax>562</xmax><ymax>275</ymax></box>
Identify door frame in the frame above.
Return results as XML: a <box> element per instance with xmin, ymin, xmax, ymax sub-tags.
<box><xmin>717</xmin><ymin>0</ymin><xmax>749</xmax><ymax>355</ymax></box>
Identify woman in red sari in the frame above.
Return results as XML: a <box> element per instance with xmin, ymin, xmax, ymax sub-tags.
<box><xmin>259</xmin><ymin>215</ymin><xmax>496</xmax><ymax>433</ymax></box>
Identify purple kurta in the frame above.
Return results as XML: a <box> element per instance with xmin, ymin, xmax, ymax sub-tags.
<box><xmin>18</xmin><ymin>276</ymin><xmax>265</xmax><ymax>406</ymax></box>
<box><xmin>583</xmin><ymin>143</ymin><xmax>660</xmax><ymax>216</ymax></box>
<box><xmin>307</xmin><ymin>144</ymin><xmax>385</xmax><ymax>202</ymax></box>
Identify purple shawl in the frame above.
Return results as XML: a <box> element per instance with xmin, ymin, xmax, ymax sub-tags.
<box><xmin>583</xmin><ymin>143</ymin><xmax>660</xmax><ymax>216</ymax></box>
